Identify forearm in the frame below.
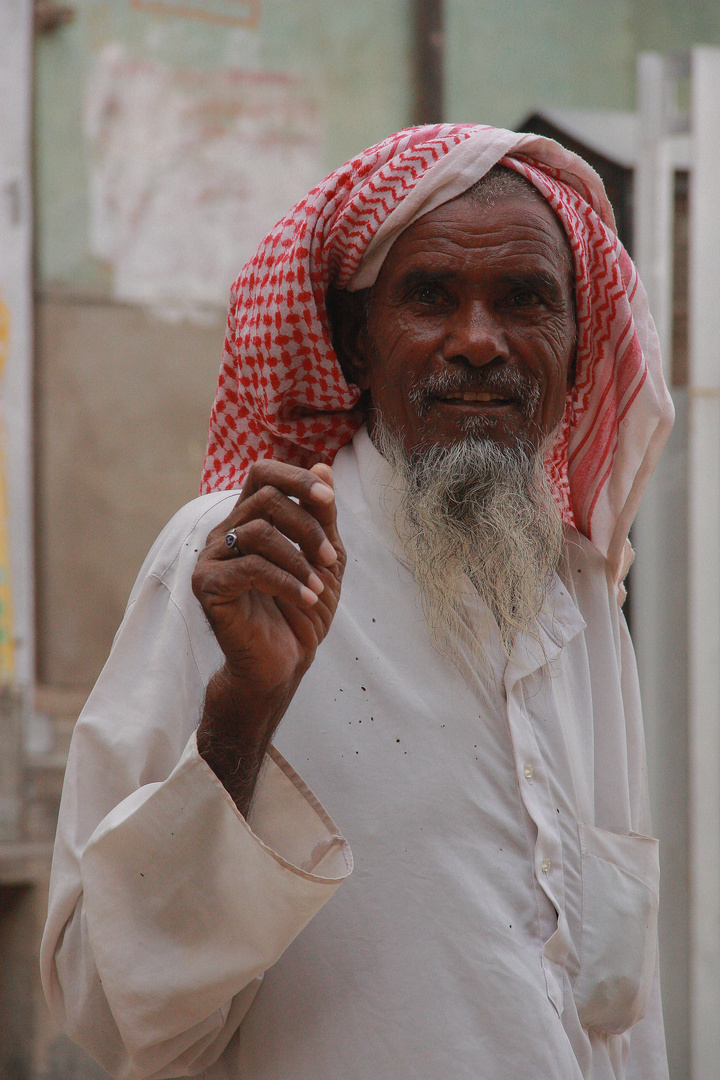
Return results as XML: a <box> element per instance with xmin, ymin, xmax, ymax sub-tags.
<box><xmin>197</xmin><ymin>665</ymin><xmax>300</xmax><ymax>817</ymax></box>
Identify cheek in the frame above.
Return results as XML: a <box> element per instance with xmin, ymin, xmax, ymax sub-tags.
<box><xmin>543</xmin><ymin>374</ymin><xmax>570</xmax><ymax>426</ymax></box>
<box><xmin>365</xmin><ymin>321</ymin><xmax>429</xmax><ymax>395</ymax></box>
<box><xmin>521</xmin><ymin>336</ymin><xmax>573</xmax><ymax>427</ymax></box>
<box><xmin>535</xmin><ymin>325</ymin><xmax>574</xmax><ymax>384</ymax></box>
<box><xmin>362</xmin><ymin>344</ymin><xmax>409</xmax><ymax>423</ymax></box>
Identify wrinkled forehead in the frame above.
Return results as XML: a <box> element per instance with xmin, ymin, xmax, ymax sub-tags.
<box><xmin>359</xmin><ymin>177</ymin><xmax>575</xmax><ymax>297</ymax></box>
<box><xmin>348</xmin><ymin>163</ymin><xmax>573</xmax><ymax>293</ymax></box>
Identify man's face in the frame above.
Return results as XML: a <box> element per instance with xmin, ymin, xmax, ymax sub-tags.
<box><xmin>351</xmin><ymin>192</ymin><xmax>576</xmax><ymax>455</ymax></box>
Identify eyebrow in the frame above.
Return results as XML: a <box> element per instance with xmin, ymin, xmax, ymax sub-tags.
<box><xmin>398</xmin><ymin>268</ymin><xmax>455</xmax><ymax>290</ymax></box>
<box><xmin>502</xmin><ymin>270</ymin><xmax>567</xmax><ymax>296</ymax></box>
<box><xmin>397</xmin><ymin>266</ymin><xmax>568</xmax><ymax>297</ymax></box>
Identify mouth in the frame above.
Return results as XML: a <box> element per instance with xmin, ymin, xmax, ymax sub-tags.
<box><xmin>436</xmin><ymin>390</ymin><xmax>513</xmax><ymax>405</ymax></box>
<box><xmin>409</xmin><ymin>369</ymin><xmax>540</xmax><ymax>425</ymax></box>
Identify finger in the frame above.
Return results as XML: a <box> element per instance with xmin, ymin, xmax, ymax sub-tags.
<box><xmin>207</xmin><ymin>554</ymin><xmax>322</xmax><ymax>609</ymax></box>
<box><xmin>210</xmin><ymin>518</ymin><xmax>326</xmax><ymax>596</ymax></box>
<box><xmin>210</xmin><ymin>490</ymin><xmax>335</xmax><ymax>571</ymax></box>
<box><xmin>275</xmin><ymin>594</ymin><xmax>330</xmax><ymax>653</ymax></box>
<box><xmin>308</xmin><ymin>462</ymin><xmax>344</xmax><ymax>566</ymax></box>
<box><xmin>261</xmin><ymin>463</ymin><xmax>339</xmax><ymax>568</ymax></box>
<box><xmin>239</xmin><ymin>460</ymin><xmax>335</xmax><ymax>512</ymax></box>
<box><xmin>276</xmin><ymin>564</ymin><xmax>342</xmax><ymax>642</ymax></box>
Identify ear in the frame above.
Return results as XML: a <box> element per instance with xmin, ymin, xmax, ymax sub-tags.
<box><xmin>325</xmin><ymin>285</ymin><xmax>373</xmax><ymax>390</ymax></box>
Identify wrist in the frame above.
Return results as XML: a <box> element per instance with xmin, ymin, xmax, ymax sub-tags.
<box><xmin>196</xmin><ymin>664</ymin><xmax>295</xmax><ymax>816</ymax></box>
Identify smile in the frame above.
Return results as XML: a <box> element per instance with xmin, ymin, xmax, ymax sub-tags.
<box><xmin>438</xmin><ymin>391</ymin><xmax>511</xmax><ymax>403</ymax></box>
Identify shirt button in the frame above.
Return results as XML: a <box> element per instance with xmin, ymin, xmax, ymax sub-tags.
<box><xmin>523</xmin><ymin>763</ymin><xmax>534</xmax><ymax>781</ymax></box>
<box><xmin>541</xmin><ymin>857</ymin><xmax>552</xmax><ymax>875</ymax></box>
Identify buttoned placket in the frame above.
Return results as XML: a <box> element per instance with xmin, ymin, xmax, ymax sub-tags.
<box><xmin>503</xmin><ymin>578</ymin><xmax>586</xmax><ymax>1016</ymax></box>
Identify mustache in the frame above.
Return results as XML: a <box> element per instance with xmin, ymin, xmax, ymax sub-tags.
<box><xmin>408</xmin><ymin>366</ymin><xmax>540</xmax><ymax>418</ymax></box>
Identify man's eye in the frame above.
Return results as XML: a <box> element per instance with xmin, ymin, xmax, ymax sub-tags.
<box><xmin>507</xmin><ymin>289</ymin><xmax>544</xmax><ymax>309</ymax></box>
<box><xmin>409</xmin><ymin>283</ymin><xmax>446</xmax><ymax>305</ymax></box>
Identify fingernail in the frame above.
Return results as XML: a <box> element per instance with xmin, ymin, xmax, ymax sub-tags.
<box><xmin>300</xmin><ymin>585</ymin><xmax>319</xmax><ymax>605</ymax></box>
<box><xmin>310</xmin><ymin>482</ymin><xmax>334</xmax><ymax>504</ymax></box>
<box><xmin>308</xmin><ymin>572</ymin><xmax>324</xmax><ymax>595</ymax></box>
<box><xmin>318</xmin><ymin>538</ymin><xmax>338</xmax><ymax>565</ymax></box>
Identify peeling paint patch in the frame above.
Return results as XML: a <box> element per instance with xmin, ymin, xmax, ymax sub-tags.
<box><xmin>85</xmin><ymin>44</ymin><xmax>324</xmax><ymax>321</ymax></box>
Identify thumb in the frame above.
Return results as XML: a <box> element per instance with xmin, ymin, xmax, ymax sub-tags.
<box><xmin>308</xmin><ymin>462</ymin><xmax>342</xmax><ymax>559</ymax></box>
<box><xmin>310</xmin><ymin>462</ymin><xmax>334</xmax><ymax>489</ymax></box>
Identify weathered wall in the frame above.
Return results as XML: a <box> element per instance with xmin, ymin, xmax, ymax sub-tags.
<box><xmin>1</xmin><ymin>0</ymin><xmax>34</xmax><ymax>689</ymax></box>
<box><xmin>35</xmin><ymin>296</ymin><xmax>224</xmax><ymax>686</ymax></box>
<box><xmin>34</xmin><ymin>0</ymin><xmax>413</xmax><ymax>307</ymax></box>
<box><xmin>446</xmin><ymin>0</ymin><xmax>720</xmax><ymax>126</ymax></box>
<box><xmin>447</xmin><ymin>0</ymin><xmax>636</xmax><ymax>125</ymax></box>
<box><xmin>34</xmin><ymin>0</ymin><xmax>412</xmax><ymax>688</ymax></box>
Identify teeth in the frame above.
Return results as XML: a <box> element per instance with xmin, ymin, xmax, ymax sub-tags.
<box><xmin>442</xmin><ymin>391</ymin><xmax>506</xmax><ymax>402</ymax></box>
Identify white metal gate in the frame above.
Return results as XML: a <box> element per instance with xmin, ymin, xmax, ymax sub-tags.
<box><xmin>632</xmin><ymin>46</ymin><xmax>720</xmax><ymax>1080</ymax></box>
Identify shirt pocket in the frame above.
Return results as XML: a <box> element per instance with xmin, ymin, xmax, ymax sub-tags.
<box><xmin>572</xmin><ymin>821</ymin><xmax>659</xmax><ymax>1035</ymax></box>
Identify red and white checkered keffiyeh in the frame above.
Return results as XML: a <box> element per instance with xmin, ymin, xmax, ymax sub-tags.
<box><xmin>201</xmin><ymin>124</ymin><xmax>673</xmax><ymax>585</ymax></box>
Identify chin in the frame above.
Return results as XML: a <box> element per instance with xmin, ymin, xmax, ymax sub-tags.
<box><xmin>451</xmin><ymin>417</ymin><xmax>534</xmax><ymax>450</ymax></box>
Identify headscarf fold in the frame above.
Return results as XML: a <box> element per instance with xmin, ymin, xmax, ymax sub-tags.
<box><xmin>201</xmin><ymin>124</ymin><xmax>673</xmax><ymax>587</ymax></box>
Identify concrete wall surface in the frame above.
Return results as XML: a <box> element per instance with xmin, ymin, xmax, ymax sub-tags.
<box><xmin>447</xmin><ymin>0</ymin><xmax>720</xmax><ymax>126</ymax></box>
<box><xmin>35</xmin><ymin>296</ymin><xmax>225</xmax><ymax>687</ymax></box>
<box><xmin>34</xmin><ymin>0</ymin><xmax>412</xmax><ymax>309</ymax></box>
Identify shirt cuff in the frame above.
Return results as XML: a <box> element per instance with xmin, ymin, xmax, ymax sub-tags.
<box><xmin>81</xmin><ymin>732</ymin><xmax>352</xmax><ymax>1055</ymax></box>
<box><xmin>246</xmin><ymin>741</ymin><xmax>352</xmax><ymax>879</ymax></box>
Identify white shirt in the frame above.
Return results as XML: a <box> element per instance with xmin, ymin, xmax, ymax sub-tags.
<box><xmin>41</xmin><ymin>427</ymin><xmax>668</xmax><ymax>1080</ymax></box>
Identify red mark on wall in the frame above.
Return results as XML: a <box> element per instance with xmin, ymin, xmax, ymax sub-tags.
<box><xmin>131</xmin><ymin>0</ymin><xmax>261</xmax><ymax>29</ymax></box>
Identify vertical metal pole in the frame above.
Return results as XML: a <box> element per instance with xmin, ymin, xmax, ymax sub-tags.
<box><xmin>411</xmin><ymin>0</ymin><xmax>444</xmax><ymax>125</ymax></box>
<box><xmin>635</xmin><ymin>54</ymin><xmax>675</xmax><ymax>366</ymax></box>
<box><xmin>688</xmin><ymin>45</ymin><xmax>720</xmax><ymax>1080</ymax></box>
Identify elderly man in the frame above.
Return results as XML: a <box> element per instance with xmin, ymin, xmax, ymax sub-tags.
<box><xmin>42</xmin><ymin>125</ymin><xmax>673</xmax><ymax>1080</ymax></box>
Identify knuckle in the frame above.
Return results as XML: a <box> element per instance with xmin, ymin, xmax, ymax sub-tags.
<box><xmin>306</xmin><ymin>516</ymin><xmax>325</xmax><ymax>539</ymax></box>
<box><xmin>247</xmin><ymin>517</ymin><xmax>274</xmax><ymax>544</ymax></box>
<box><xmin>191</xmin><ymin>553</ymin><xmax>211</xmax><ymax>594</ymax></box>
<box><xmin>334</xmin><ymin>544</ymin><xmax>348</xmax><ymax>577</ymax></box>
<box><xmin>244</xmin><ymin>460</ymin><xmax>265</xmax><ymax>483</ymax></box>
<box><xmin>291</xmin><ymin>544</ymin><xmax>310</xmax><ymax>571</ymax></box>
<box><xmin>241</xmin><ymin>553</ymin><xmax>264</xmax><ymax>577</ymax></box>
<box><xmin>276</xmin><ymin>567</ymin><xmax>294</xmax><ymax>592</ymax></box>
<box><xmin>191</xmin><ymin>564</ymin><xmax>218</xmax><ymax>610</ymax></box>
<box><xmin>257</xmin><ymin>485</ymin><xmax>280</xmax><ymax>511</ymax></box>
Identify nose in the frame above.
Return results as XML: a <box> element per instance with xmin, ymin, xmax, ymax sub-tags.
<box><xmin>442</xmin><ymin>300</ymin><xmax>509</xmax><ymax>368</ymax></box>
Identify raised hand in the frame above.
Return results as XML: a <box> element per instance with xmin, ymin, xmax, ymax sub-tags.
<box><xmin>191</xmin><ymin>460</ymin><xmax>345</xmax><ymax>814</ymax></box>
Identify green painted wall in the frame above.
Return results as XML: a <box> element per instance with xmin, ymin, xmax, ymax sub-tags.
<box><xmin>446</xmin><ymin>0</ymin><xmax>635</xmax><ymax>127</ymax></box>
<box><xmin>446</xmin><ymin>0</ymin><xmax>720</xmax><ymax>129</ymax></box>
<box><xmin>629</xmin><ymin>0</ymin><xmax>720</xmax><ymax>53</ymax></box>
<box><xmin>34</xmin><ymin>0</ymin><xmax>412</xmax><ymax>298</ymax></box>
<box><xmin>35</xmin><ymin>1</ymin><xmax>720</xmax><ymax>301</ymax></box>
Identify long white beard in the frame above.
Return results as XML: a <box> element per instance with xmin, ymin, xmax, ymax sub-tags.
<box><xmin>372</xmin><ymin>421</ymin><xmax>564</xmax><ymax>663</ymax></box>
